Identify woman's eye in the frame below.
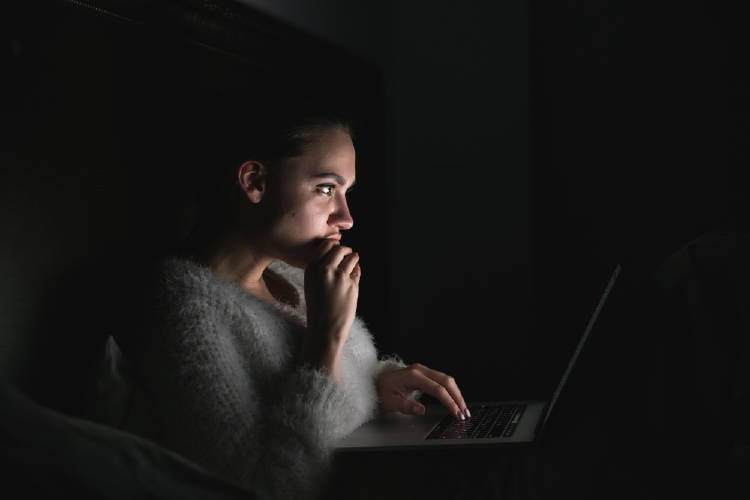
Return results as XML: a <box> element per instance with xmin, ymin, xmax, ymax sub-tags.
<box><xmin>317</xmin><ymin>184</ymin><xmax>335</xmax><ymax>196</ymax></box>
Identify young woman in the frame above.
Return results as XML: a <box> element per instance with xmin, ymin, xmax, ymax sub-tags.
<box><xmin>106</xmin><ymin>110</ymin><xmax>468</xmax><ymax>498</ymax></box>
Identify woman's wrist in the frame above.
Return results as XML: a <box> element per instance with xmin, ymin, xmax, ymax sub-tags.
<box><xmin>303</xmin><ymin>334</ymin><xmax>345</xmax><ymax>381</ymax></box>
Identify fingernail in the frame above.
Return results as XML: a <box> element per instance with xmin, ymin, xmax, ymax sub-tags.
<box><xmin>465</xmin><ymin>408</ymin><xmax>471</xmax><ymax>419</ymax></box>
<box><xmin>458</xmin><ymin>412</ymin><xmax>465</xmax><ymax>421</ymax></box>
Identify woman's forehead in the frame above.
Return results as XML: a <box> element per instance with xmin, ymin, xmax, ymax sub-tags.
<box><xmin>300</xmin><ymin>125</ymin><xmax>353</xmax><ymax>154</ymax></box>
<box><xmin>284</xmin><ymin>128</ymin><xmax>355</xmax><ymax>178</ymax></box>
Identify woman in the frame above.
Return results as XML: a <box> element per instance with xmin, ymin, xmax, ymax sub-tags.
<box><xmin>107</xmin><ymin>109</ymin><xmax>468</xmax><ymax>498</ymax></box>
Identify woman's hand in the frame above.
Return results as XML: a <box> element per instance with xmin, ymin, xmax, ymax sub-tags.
<box><xmin>376</xmin><ymin>363</ymin><xmax>470</xmax><ymax>421</ymax></box>
<box><xmin>303</xmin><ymin>239</ymin><xmax>361</xmax><ymax>381</ymax></box>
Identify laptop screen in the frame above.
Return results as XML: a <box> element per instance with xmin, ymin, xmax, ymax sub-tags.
<box><xmin>537</xmin><ymin>263</ymin><xmax>621</xmax><ymax>436</ymax></box>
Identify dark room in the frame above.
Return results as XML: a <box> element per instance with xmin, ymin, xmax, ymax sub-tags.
<box><xmin>2</xmin><ymin>1</ymin><xmax>748</xmax><ymax>499</ymax></box>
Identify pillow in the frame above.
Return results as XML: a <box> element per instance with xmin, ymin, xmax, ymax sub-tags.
<box><xmin>0</xmin><ymin>383</ymin><xmax>257</xmax><ymax>499</ymax></box>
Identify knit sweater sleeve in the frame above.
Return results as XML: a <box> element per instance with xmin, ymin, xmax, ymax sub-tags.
<box><xmin>122</xmin><ymin>265</ymin><xmax>360</xmax><ymax>499</ymax></box>
<box><xmin>336</xmin><ymin>317</ymin><xmax>409</xmax><ymax>433</ymax></box>
<box><xmin>267</xmin><ymin>261</ymin><xmax>407</xmax><ymax>434</ymax></box>
<box><xmin>252</xmin><ymin>366</ymin><xmax>361</xmax><ymax>498</ymax></box>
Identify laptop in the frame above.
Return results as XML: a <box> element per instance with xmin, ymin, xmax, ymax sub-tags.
<box><xmin>335</xmin><ymin>264</ymin><xmax>621</xmax><ymax>451</ymax></box>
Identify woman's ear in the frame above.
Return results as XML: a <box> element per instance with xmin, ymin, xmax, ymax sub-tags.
<box><xmin>237</xmin><ymin>160</ymin><xmax>267</xmax><ymax>204</ymax></box>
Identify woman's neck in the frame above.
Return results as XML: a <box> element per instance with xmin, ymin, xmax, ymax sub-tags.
<box><xmin>206</xmin><ymin>235</ymin><xmax>275</xmax><ymax>299</ymax></box>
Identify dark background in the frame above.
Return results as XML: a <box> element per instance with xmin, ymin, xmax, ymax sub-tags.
<box><xmin>2</xmin><ymin>1</ymin><xmax>749</xmax><ymax>498</ymax></box>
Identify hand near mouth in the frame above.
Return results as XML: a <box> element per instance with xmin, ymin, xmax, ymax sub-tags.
<box><xmin>302</xmin><ymin>238</ymin><xmax>361</xmax><ymax>382</ymax></box>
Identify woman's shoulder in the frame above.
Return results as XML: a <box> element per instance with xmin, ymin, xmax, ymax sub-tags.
<box><xmin>118</xmin><ymin>257</ymin><xmax>249</xmax><ymax>321</ymax></box>
<box><xmin>120</xmin><ymin>256</ymin><xmax>306</xmax><ymax>330</ymax></box>
<box><xmin>157</xmin><ymin>257</ymin><xmax>211</xmax><ymax>292</ymax></box>
<box><xmin>154</xmin><ymin>257</ymin><xmax>243</xmax><ymax>301</ymax></box>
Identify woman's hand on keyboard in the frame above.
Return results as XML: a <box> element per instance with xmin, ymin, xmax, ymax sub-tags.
<box><xmin>375</xmin><ymin>363</ymin><xmax>470</xmax><ymax>421</ymax></box>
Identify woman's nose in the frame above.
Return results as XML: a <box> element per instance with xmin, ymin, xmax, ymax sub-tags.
<box><xmin>331</xmin><ymin>198</ymin><xmax>354</xmax><ymax>230</ymax></box>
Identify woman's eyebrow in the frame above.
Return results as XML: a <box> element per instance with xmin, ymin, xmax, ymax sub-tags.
<box><xmin>311</xmin><ymin>172</ymin><xmax>356</xmax><ymax>187</ymax></box>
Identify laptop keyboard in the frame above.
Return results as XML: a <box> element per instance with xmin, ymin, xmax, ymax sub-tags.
<box><xmin>426</xmin><ymin>403</ymin><xmax>526</xmax><ymax>440</ymax></box>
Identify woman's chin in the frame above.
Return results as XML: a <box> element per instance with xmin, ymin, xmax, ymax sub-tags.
<box><xmin>278</xmin><ymin>247</ymin><xmax>317</xmax><ymax>269</ymax></box>
<box><xmin>276</xmin><ymin>239</ymin><xmax>335</xmax><ymax>269</ymax></box>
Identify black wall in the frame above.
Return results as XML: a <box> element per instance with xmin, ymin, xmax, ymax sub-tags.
<box><xmin>528</xmin><ymin>2</ymin><xmax>749</xmax><ymax>497</ymax></box>
<box><xmin>381</xmin><ymin>0</ymin><xmax>531</xmax><ymax>403</ymax></box>
<box><xmin>533</xmin><ymin>0</ymin><xmax>747</xmax><ymax>265</ymax></box>
<box><xmin>530</xmin><ymin>0</ymin><xmax>748</xmax><ymax>387</ymax></box>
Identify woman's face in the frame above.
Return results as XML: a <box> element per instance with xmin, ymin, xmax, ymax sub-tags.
<box><xmin>260</xmin><ymin>125</ymin><xmax>356</xmax><ymax>268</ymax></box>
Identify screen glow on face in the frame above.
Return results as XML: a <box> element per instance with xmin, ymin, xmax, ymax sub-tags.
<box><xmin>264</xmin><ymin>126</ymin><xmax>356</xmax><ymax>267</ymax></box>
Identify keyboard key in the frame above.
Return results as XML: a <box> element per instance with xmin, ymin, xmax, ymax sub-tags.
<box><xmin>427</xmin><ymin>404</ymin><xmax>527</xmax><ymax>440</ymax></box>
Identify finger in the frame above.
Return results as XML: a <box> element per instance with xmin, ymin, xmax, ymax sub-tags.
<box><xmin>319</xmin><ymin>244</ymin><xmax>353</xmax><ymax>270</ymax></box>
<box><xmin>338</xmin><ymin>251</ymin><xmax>359</xmax><ymax>276</ymax></box>
<box><xmin>406</xmin><ymin>369</ymin><xmax>463</xmax><ymax>420</ymax></box>
<box><xmin>404</xmin><ymin>399</ymin><xmax>425</xmax><ymax>416</ymax></box>
<box><xmin>351</xmin><ymin>263</ymin><xmax>361</xmax><ymax>286</ymax></box>
<box><xmin>381</xmin><ymin>390</ymin><xmax>424</xmax><ymax>416</ymax></box>
<box><xmin>311</xmin><ymin>238</ymin><xmax>340</xmax><ymax>262</ymax></box>
<box><xmin>411</xmin><ymin>364</ymin><xmax>468</xmax><ymax>415</ymax></box>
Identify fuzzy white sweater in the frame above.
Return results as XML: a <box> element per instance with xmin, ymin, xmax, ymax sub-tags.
<box><xmin>106</xmin><ymin>258</ymin><xmax>402</xmax><ymax>499</ymax></box>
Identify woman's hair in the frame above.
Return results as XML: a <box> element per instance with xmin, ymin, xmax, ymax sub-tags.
<box><xmin>173</xmin><ymin>99</ymin><xmax>354</xmax><ymax>259</ymax></box>
<box><xmin>232</xmin><ymin>112</ymin><xmax>353</xmax><ymax>166</ymax></box>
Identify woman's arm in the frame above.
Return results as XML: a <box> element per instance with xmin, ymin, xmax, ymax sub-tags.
<box><xmin>338</xmin><ymin>323</ymin><xmax>469</xmax><ymax>423</ymax></box>
<box><xmin>120</xmin><ymin>260</ymin><xmax>361</xmax><ymax>499</ymax></box>
<box><xmin>135</xmin><ymin>305</ymin><xmax>359</xmax><ymax>499</ymax></box>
